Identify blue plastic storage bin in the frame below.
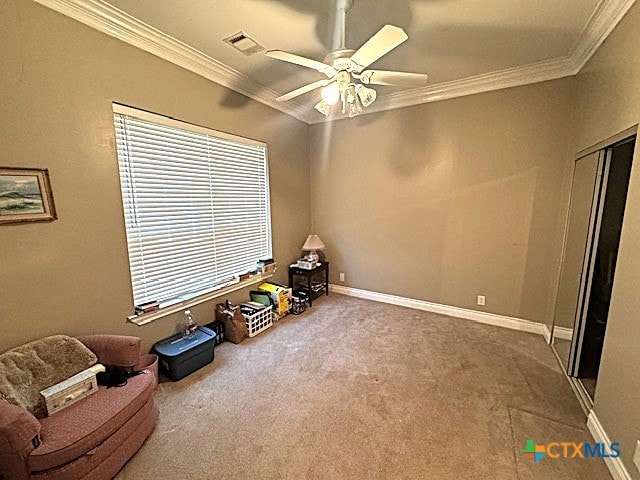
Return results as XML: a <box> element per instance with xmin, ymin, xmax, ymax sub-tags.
<box><xmin>152</xmin><ymin>326</ymin><xmax>216</xmax><ymax>381</ymax></box>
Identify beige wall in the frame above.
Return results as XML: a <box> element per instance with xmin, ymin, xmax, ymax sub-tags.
<box><xmin>310</xmin><ymin>79</ymin><xmax>575</xmax><ymax>325</ymax></box>
<box><xmin>571</xmin><ymin>2</ymin><xmax>640</xmax><ymax>476</ymax></box>
<box><xmin>4</xmin><ymin>0</ymin><xmax>640</xmax><ymax>474</ymax></box>
<box><xmin>0</xmin><ymin>1</ymin><xmax>310</xmax><ymax>353</ymax></box>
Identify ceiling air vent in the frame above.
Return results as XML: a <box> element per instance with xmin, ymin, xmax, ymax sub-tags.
<box><xmin>223</xmin><ymin>32</ymin><xmax>265</xmax><ymax>56</ymax></box>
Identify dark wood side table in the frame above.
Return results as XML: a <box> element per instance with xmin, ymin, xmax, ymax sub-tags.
<box><xmin>288</xmin><ymin>261</ymin><xmax>329</xmax><ymax>306</ymax></box>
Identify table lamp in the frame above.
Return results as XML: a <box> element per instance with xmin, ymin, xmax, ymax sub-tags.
<box><xmin>302</xmin><ymin>235</ymin><xmax>325</xmax><ymax>264</ymax></box>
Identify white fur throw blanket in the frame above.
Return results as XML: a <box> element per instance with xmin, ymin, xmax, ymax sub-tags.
<box><xmin>0</xmin><ymin>335</ymin><xmax>97</xmax><ymax>417</ymax></box>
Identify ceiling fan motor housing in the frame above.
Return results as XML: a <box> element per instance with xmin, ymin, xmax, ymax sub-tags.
<box><xmin>324</xmin><ymin>49</ymin><xmax>356</xmax><ymax>72</ymax></box>
<box><xmin>335</xmin><ymin>70</ymin><xmax>351</xmax><ymax>89</ymax></box>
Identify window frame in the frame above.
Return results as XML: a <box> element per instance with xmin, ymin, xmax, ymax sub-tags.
<box><xmin>112</xmin><ymin>104</ymin><xmax>273</xmax><ymax>324</ymax></box>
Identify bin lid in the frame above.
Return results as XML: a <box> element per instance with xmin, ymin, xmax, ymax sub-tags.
<box><xmin>152</xmin><ymin>326</ymin><xmax>216</xmax><ymax>357</ymax></box>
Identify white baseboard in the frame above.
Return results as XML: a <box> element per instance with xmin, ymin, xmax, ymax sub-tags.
<box><xmin>543</xmin><ymin>325</ymin><xmax>553</xmax><ymax>344</ymax></box>
<box><xmin>543</xmin><ymin>325</ymin><xmax>574</xmax><ymax>344</ymax></box>
<box><xmin>587</xmin><ymin>411</ymin><xmax>633</xmax><ymax>480</ymax></box>
<box><xmin>330</xmin><ymin>284</ymin><xmax>547</xmax><ymax>337</ymax></box>
<box><xmin>553</xmin><ymin>326</ymin><xmax>574</xmax><ymax>341</ymax></box>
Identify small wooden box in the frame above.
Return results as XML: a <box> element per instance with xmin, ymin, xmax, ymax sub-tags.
<box><xmin>40</xmin><ymin>364</ymin><xmax>105</xmax><ymax>416</ymax></box>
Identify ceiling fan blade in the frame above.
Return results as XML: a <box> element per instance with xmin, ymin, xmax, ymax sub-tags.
<box><xmin>266</xmin><ymin>50</ymin><xmax>336</xmax><ymax>76</ymax></box>
<box><xmin>350</xmin><ymin>25</ymin><xmax>408</xmax><ymax>71</ymax></box>
<box><xmin>358</xmin><ymin>70</ymin><xmax>429</xmax><ymax>87</ymax></box>
<box><xmin>276</xmin><ymin>79</ymin><xmax>332</xmax><ymax>102</ymax></box>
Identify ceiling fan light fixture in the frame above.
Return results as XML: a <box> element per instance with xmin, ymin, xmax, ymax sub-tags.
<box><xmin>348</xmin><ymin>100</ymin><xmax>362</xmax><ymax>118</ymax></box>
<box><xmin>359</xmin><ymin>71</ymin><xmax>373</xmax><ymax>84</ymax></box>
<box><xmin>356</xmin><ymin>84</ymin><xmax>377</xmax><ymax>107</ymax></box>
<box><xmin>264</xmin><ymin>1</ymin><xmax>428</xmax><ymax>119</ymax></box>
<box><xmin>346</xmin><ymin>84</ymin><xmax>356</xmax><ymax>104</ymax></box>
<box><xmin>314</xmin><ymin>100</ymin><xmax>331</xmax><ymax>116</ymax></box>
<box><xmin>320</xmin><ymin>83</ymin><xmax>340</xmax><ymax>105</ymax></box>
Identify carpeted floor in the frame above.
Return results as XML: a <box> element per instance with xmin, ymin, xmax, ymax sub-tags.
<box><xmin>117</xmin><ymin>294</ymin><xmax>610</xmax><ymax>479</ymax></box>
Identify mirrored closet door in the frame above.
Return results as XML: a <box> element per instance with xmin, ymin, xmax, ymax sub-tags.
<box><xmin>553</xmin><ymin>151</ymin><xmax>604</xmax><ymax>368</ymax></box>
<box><xmin>552</xmin><ymin>134</ymin><xmax>636</xmax><ymax>404</ymax></box>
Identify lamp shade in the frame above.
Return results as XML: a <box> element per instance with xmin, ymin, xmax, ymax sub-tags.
<box><xmin>302</xmin><ymin>235</ymin><xmax>325</xmax><ymax>251</ymax></box>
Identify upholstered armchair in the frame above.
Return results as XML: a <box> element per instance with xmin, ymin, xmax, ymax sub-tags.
<box><xmin>0</xmin><ymin>335</ymin><xmax>158</xmax><ymax>480</ymax></box>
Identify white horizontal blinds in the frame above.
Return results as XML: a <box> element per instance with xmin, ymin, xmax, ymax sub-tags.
<box><xmin>210</xmin><ymin>137</ymin><xmax>271</xmax><ymax>279</ymax></box>
<box><xmin>113</xmin><ymin>108</ymin><xmax>271</xmax><ymax>306</ymax></box>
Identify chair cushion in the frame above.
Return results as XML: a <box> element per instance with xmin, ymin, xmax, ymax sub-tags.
<box><xmin>30</xmin><ymin>399</ymin><xmax>158</xmax><ymax>480</ymax></box>
<box><xmin>29</xmin><ymin>371</ymin><xmax>154</xmax><ymax>472</ymax></box>
<box><xmin>0</xmin><ymin>335</ymin><xmax>97</xmax><ymax>417</ymax></box>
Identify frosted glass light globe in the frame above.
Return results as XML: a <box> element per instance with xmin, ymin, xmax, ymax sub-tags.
<box><xmin>321</xmin><ymin>83</ymin><xmax>340</xmax><ymax>105</ymax></box>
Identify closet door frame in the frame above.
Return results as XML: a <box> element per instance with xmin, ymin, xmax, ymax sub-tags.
<box><xmin>567</xmin><ymin>149</ymin><xmax>611</xmax><ymax>376</ymax></box>
<box><xmin>550</xmin><ymin>125</ymin><xmax>638</xmax><ymax>414</ymax></box>
<box><xmin>551</xmin><ymin>150</ymin><xmax>603</xmax><ymax>366</ymax></box>
<box><xmin>575</xmin><ymin>126</ymin><xmax>637</xmax><ymax>159</ymax></box>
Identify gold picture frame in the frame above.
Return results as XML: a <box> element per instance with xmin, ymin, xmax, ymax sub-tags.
<box><xmin>0</xmin><ymin>167</ymin><xmax>57</xmax><ymax>224</ymax></box>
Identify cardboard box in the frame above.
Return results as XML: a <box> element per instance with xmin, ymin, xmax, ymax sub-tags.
<box><xmin>258</xmin><ymin>282</ymin><xmax>290</xmax><ymax>315</ymax></box>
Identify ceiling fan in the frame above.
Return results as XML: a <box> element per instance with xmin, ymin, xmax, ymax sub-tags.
<box><xmin>265</xmin><ymin>0</ymin><xmax>429</xmax><ymax>118</ymax></box>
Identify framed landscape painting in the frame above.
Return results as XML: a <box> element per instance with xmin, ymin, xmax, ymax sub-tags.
<box><xmin>0</xmin><ymin>167</ymin><xmax>57</xmax><ymax>225</ymax></box>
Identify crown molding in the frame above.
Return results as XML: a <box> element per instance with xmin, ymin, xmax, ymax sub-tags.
<box><xmin>33</xmin><ymin>0</ymin><xmax>311</xmax><ymax>123</ymax></box>
<box><xmin>34</xmin><ymin>0</ymin><xmax>636</xmax><ymax>125</ymax></box>
<box><xmin>308</xmin><ymin>56</ymin><xmax>575</xmax><ymax>123</ymax></box>
<box><xmin>570</xmin><ymin>0</ymin><xmax>637</xmax><ymax>72</ymax></box>
<box><xmin>310</xmin><ymin>0</ymin><xmax>637</xmax><ymax>123</ymax></box>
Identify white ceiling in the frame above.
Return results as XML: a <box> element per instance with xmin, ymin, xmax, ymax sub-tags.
<box><xmin>37</xmin><ymin>0</ymin><xmax>636</xmax><ymax>122</ymax></box>
<box><xmin>107</xmin><ymin>0</ymin><xmax>597</xmax><ymax>89</ymax></box>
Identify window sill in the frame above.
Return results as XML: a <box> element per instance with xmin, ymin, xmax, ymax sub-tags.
<box><xmin>126</xmin><ymin>273</ymin><xmax>273</xmax><ymax>326</ymax></box>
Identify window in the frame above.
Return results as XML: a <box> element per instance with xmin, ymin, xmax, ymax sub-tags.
<box><xmin>113</xmin><ymin>105</ymin><xmax>272</xmax><ymax>309</ymax></box>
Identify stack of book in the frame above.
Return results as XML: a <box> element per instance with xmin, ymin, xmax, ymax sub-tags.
<box><xmin>239</xmin><ymin>270</ymin><xmax>259</xmax><ymax>281</ymax></box>
<box><xmin>293</xmin><ymin>282</ymin><xmax>325</xmax><ymax>299</ymax></box>
<box><xmin>257</xmin><ymin>258</ymin><xmax>277</xmax><ymax>274</ymax></box>
<box><xmin>240</xmin><ymin>301</ymin><xmax>268</xmax><ymax>317</ymax></box>
<box><xmin>135</xmin><ymin>300</ymin><xmax>160</xmax><ymax>315</ymax></box>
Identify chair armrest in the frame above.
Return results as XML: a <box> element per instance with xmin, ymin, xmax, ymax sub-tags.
<box><xmin>76</xmin><ymin>335</ymin><xmax>141</xmax><ymax>369</ymax></box>
<box><xmin>0</xmin><ymin>400</ymin><xmax>40</xmax><ymax>480</ymax></box>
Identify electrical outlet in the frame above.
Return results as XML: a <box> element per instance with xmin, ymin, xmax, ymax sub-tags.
<box><xmin>477</xmin><ymin>295</ymin><xmax>486</xmax><ymax>306</ymax></box>
<box><xmin>339</xmin><ymin>272</ymin><xmax>345</xmax><ymax>282</ymax></box>
<box><xmin>633</xmin><ymin>440</ymin><xmax>640</xmax><ymax>472</ymax></box>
